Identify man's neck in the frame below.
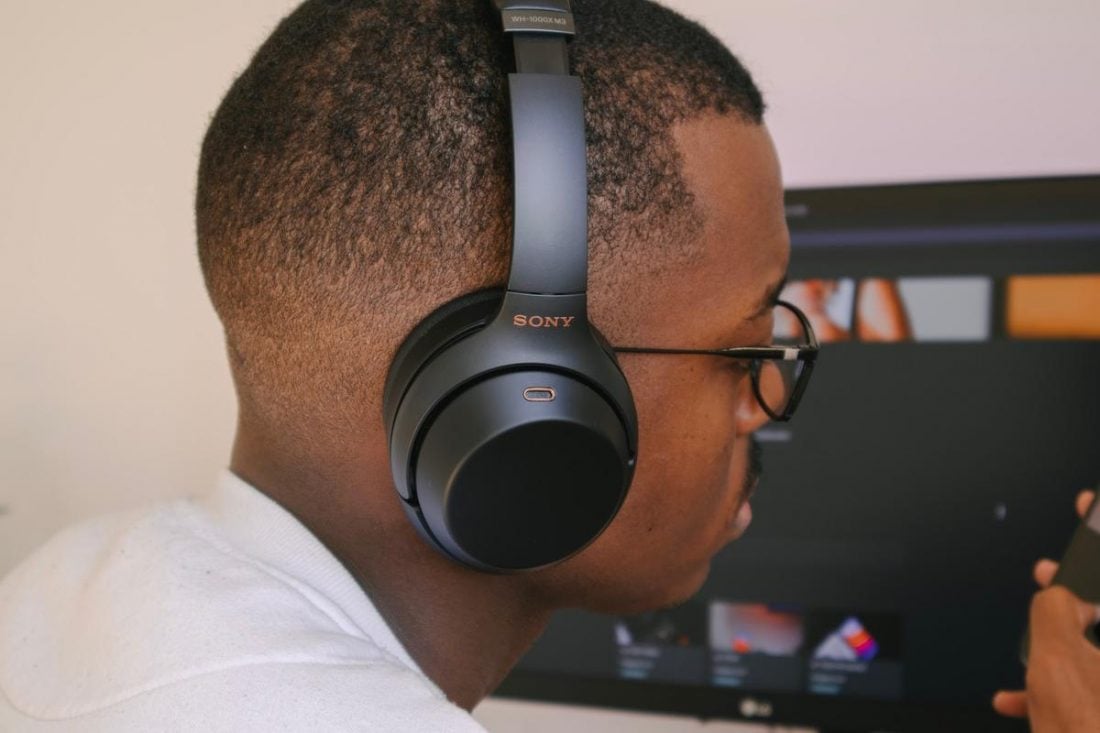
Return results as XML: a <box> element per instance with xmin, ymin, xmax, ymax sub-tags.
<box><xmin>230</xmin><ymin>421</ymin><xmax>553</xmax><ymax>711</ymax></box>
<box><xmin>329</xmin><ymin>534</ymin><xmax>553</xmax><ymax>710</ymax></box>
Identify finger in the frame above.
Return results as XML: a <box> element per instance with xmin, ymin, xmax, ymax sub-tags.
<box><xmin>1033</xmin><ymin>558</ymin><xmax>1058</xmax><ymax>588</ymax></box>
<box><xmin>992</xmin><ymin>690</ymin><xmax>1028</xmax><ymax>718</ymax></box>
<box><xmin>1077</xmin><ymin>490</ymin><xmax>1095</xmax><ymax>520</ymax></box>
<box><xmin>1031</xmin><ymin>586</ymin><xmax>1100</xmax><ymax>644</ymax></box>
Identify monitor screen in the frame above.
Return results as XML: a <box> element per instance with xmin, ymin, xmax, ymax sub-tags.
<box><xmin>495</xmin><ymin>176</ymin><xmax>1100</xmax><ymax>732</ymax></box>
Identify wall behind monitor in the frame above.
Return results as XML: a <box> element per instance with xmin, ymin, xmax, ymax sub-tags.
<box><xmin>1</xmin><ymin>2</ymin><xmax>1097</xmax><ymax>732</ymax></box>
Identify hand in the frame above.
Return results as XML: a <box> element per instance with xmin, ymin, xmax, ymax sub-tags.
<box><xmin>992</xmin><ymin>490</ymin><xmax>1100</xmax><ymax>732</ymax></box>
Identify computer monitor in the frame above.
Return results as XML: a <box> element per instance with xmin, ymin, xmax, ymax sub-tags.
<box><xmin>495</xmin><ymin>175</ymin><xmax>1100</xmax><ymax>732</ymax></box>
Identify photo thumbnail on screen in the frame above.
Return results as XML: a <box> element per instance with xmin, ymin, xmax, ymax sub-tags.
<box><xmin>708</xmin><ymin>602</ymin><xmax>805</xmax><ymax>692</ymax></box>
<box><xmin>613</xmin><ymin>601</ymin><xmax>708</xmax><ymax>684</ymax></box>
<box><xmin>778</xmin><ymin>277</ymin><xmax>994</xmax><ymax>344</ymax></box>
<box><xmin>804</xmin><ymin>612</ymin><xmax>903</xmax><ymax>701</ymax></box>
<box><xmin>1006</xmin><ymin>274</ymin><xmax>1100</xmax><ymax>340</ymax></box>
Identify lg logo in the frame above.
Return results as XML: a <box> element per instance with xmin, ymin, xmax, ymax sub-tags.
<box><xmin>739</xmin><ymin>697</ymin><xmax>774</xmax><ymax>719</ymax></box>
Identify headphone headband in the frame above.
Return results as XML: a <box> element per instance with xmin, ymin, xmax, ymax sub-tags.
<box><xmin>505</xmin><ymin>76</ymin><xmax>587</xmax><ymax>295</ymax></box>
<box><xmin>496</xmin><ymin>1</ymin><xmax>588</xmax><ymax>296</ymax></box>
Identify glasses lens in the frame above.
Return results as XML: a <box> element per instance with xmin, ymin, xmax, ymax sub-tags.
<box><xmin>773</xmin><ymin>302</ymin><xmax>805</xmax><ymax>347</ymax></box>
<box><xmin>755</xmin><ymin>358</ymin><xmax>806</xmax><ymax>419</ymax></box>
<box><xmin>754</xmin><ymin>303</ymin><xmax>811</xmax><ymax>419</ymax></box>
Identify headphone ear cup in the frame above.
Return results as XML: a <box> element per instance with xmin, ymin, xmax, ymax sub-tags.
<box><xmin>415</xmin><ymin>368</ymin><xmax>631</xmax><ymax>571</ymax></box>
<box><xmin>588</xmin><ymin>323</ymin><xmax>619</xmax><ymax>362</ymax></box>
<box><xmin>386</xmin><ymin>288</ymin><xmax>638</xmax><ymax>571</ymax></box>
<box><xmin>382</xmin><ymin>288</ymin><xmax>504</xmax><ymax>432</ymax></box>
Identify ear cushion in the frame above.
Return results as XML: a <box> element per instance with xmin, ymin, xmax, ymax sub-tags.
<box><xmin>382</xmin><ymin>288</ymin><xmax>505</xmax><ymax>432</ymax></box>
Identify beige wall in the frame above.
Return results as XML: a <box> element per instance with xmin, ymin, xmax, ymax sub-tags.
<box><xmin>2</xmin><ymin>2</ymin><xmax>1099</xmax><ymax>731</ymax></box>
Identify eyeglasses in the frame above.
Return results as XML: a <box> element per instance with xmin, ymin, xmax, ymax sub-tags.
<box><xmin>613</xmin><ymin>300</ymin><xmax>819</xmax><ymax>422</ymax></box>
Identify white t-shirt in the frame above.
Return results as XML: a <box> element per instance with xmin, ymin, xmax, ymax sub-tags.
<box><xmin>0</xmin><ymin>472</ymin><xmax>488</xmax><ymax>732</ymax></box>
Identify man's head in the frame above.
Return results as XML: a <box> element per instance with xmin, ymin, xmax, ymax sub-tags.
<box><xmin>198</xmin><ymin>0</ymin><xmax>789</xmax><ymax>612</ymax></box>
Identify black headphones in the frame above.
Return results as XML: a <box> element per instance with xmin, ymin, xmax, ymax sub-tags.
<box><xmin>382</xmin><ymin>0</ymin><xmax>639</xmax><ymax>573</ymax></box>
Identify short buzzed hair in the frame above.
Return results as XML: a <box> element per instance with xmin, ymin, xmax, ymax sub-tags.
<box><xmin>197</xmin><ymin>0</ymin><xmax>764</xmax><ymax>433</ymax></box>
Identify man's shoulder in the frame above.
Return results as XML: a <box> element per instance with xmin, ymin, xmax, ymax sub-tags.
<box><xmin>0</xmin><ymin>658</ymin><xmax>486</xmax><ymax>732</ymax></box>
<box><xmin>0</xmin><ymin>500</ymin><xmax>485</xmax><ymax>731</ymax></box>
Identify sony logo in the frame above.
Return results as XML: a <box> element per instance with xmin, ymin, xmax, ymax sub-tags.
<box><xmin>513</xmin><ymin>13</ymin><xmax>568</xmax><ymax>26</ymax></box>
<box><xmin>513</xmin><ymin>315</ymin><xmax>577</xmax><ymax>329</ymax></box>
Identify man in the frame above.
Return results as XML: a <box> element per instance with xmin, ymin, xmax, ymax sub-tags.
<box><xmin>0</xmin><ymin>2</ymin><xmax>1093</xmax><ymax>732</ymax></box>
<box><xmin>1</xmin><ymin>1</ymin><xmax>784</xmax><ymax>729</ymax></box>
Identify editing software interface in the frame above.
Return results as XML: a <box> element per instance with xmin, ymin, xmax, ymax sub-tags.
<box><xmin>497</xmin><ymin>177</ymin><xmax>1100</xmax><ymax>732</ymax></box>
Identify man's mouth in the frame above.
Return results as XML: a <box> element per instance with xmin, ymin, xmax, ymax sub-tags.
<box><xmin>728</xmin><ymin>436</ymin><xmax>764</xmax><ymax>539</ymax></box>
